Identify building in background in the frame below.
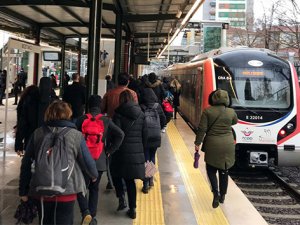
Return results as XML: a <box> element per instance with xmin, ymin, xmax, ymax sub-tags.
<box><xmin>202</xmin><ymin>0</ymin><xmax>254</xmax><ymax>29</ymax></box>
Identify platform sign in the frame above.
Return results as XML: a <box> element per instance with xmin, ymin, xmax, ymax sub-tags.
<box><xmin>203</xmin><ymin>26</ymin><xmax>221</xmax><ymax>52</ymax></box>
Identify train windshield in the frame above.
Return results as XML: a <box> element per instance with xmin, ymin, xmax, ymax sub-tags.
<box><xmin>215</xmin><ymin>66</ymin><xmax>291</xmax><ymax>109</ymax></box>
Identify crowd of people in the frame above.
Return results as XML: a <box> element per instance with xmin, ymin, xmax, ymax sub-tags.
<box><xmin>14</xmin><ymin>72</ymin><xmax>181</xmax><ymax>225</ymax></box>
<box><xmin>13</xmin><ymin>71</ymin><xmax>237</xmax><ymax>225</ymax></box>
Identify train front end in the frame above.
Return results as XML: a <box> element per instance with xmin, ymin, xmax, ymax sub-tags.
<box><xmin>214</xmin><ymin>49</ymin><xmax>300</xmax><ymax>168</ymax></box>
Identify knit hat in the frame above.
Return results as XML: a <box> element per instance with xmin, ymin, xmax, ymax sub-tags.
<box><xmin>148</xmin><ymin>72</ymin><xmax>157</xmax><ymax>83</ymax></box>
<box><xmin>88</xmin><ymin>95</ymin><xmax>102</xmax><ymax>108</ymax></box>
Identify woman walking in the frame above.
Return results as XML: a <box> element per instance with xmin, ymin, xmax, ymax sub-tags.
<box><xmin>194</xmin><ymin>89</ymin><xmax>238</xmax><ymax>208</ymax></box>
<box><xmin>111</xmin><ymin>90</ymin><xmax>147</xmax><ymax>219</ymax></box>
<box><xmin>19</xmin><ymin>100</ymin><xmax>98</xmax><ymax>225</ymax></box>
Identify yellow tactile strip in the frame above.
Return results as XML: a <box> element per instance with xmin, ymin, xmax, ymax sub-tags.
<box><xmin>134</xmin><ymin>160</ymin><xmax>165</xmax><ymax>225</ymax></box>
<box><xmin>166</xmin><ymin>122</ymin><xmax>229</xmax><ymax>225</ymax></box>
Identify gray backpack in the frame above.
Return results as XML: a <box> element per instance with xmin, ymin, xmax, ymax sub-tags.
<box><xmin>142</xmin><ymin>103</ymin><xmax>161</xmax><ymax>147</ymax></box>
<box><xmin>31</xmin><ymin>126</ymin><xmax>73</xmax><ymax>196</ymax></box>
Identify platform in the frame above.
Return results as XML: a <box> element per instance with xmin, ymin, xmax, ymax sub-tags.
<box><xmin>0</xmin><ymin>98</ymin><xmax>268</xmax><ymax>225</ymax></box>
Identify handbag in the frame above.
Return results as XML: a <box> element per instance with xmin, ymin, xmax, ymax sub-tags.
<box><xmin>14</xmin><ymin>199</ymin><xmax>38</xmax><ymax>224</ymax></box>
<box><xmin>145</xmin><ymin>161</ymin><xmax>157</xmax><ymax>178</ymax></box>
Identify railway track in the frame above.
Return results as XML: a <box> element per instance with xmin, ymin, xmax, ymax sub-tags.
<box><xmin>230</xmin><ymin>168</ymin><xmax>300</xmax><ymax>225</ymax></box>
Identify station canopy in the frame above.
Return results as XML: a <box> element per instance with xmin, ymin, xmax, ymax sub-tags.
<box><xmin>0</xmin><ymin>0</ymin><xmax>196</xmax><ymax>57</ymax></box>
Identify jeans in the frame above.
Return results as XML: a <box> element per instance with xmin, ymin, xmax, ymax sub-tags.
<box><xmin>206</xmin><ymin>164</ymin><xmax>229</xmax><ymax>196</ymax></box>
<box><xmin>113</xmin><ymin>177</ymin><xmax>136</xmax><ymax>209</ymax></box>
<box><xmin>36</xmin><ymin>200</ymin><xmax>75</xmax><ymax>225</ymax></box>
<box><xmin>77</xmin><ymin>171</ymin><xmax>103</xmax><ymax>217</ymax></box>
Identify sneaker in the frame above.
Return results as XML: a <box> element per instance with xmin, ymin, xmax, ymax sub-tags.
<box><xmin>81</xmin><ymin>212</ymin><xmax>92</xmax><ymax>225</ymax></box>
<box><xmin>161</xmin><ymin>128</ymin><xmax>166</xmax><ymax>133</ymax></box>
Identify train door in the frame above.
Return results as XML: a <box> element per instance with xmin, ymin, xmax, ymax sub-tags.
<box><xmin>195</xmin><ymin>65</ymin><xmax>204</xmax><ymax>127</ymax></box>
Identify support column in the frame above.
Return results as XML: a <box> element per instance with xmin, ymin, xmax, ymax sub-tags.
<box><xmin>113</xmin><ymin>13</ymin><xmax>122</xmax><ymax>83</ymax></box>
<box><xmin>129</xmin><ymin>40</ymin><xmax>135</xmax><ymax>75</ymax></box>
<box><xmin>124</xmin><ymin>41</ymin><xmax>129</xmax><ymax>73</ymax></box>
<box><xmin>33</xmin><ymin>26</ymin><xmax>40</xmax><ymax>85</ymax></box>
<box><xmin>77</xmin><ymin>38</ymin><xmax>82</xmax><ymax>75</ymax></box>
<box><xmin>87</xmin><ymin>0</ymin><xmax>103</xmax><ymax>97</ymax></box>
<box><xmin>60</xmin><ymin>38</ymin><xmax>66</xmax><ymax>94</ymax></box>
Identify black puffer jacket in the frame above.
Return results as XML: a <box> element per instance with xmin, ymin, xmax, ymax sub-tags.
<box><xmin>111</xmin><ymin>101</ymin><xmax>147</xmax><ymax>179</ymax></box>
<box><xmin>145</xmin><ymin>76</ymin><xmax>165</xmax><ymax>104</ymax></box>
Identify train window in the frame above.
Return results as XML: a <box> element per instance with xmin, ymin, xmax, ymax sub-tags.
<box><xmin>215</xmin><ymin>66</ymin><xmax>291</xmax><ymax>109</ymax></box>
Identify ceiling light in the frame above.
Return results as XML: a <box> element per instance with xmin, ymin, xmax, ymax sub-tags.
<box><xmin>176</xmin><ymin>9</ymin><xmax>182</xmax><ymax>19</ymax></box>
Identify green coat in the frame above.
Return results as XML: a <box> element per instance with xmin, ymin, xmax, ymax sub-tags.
<box><xmin>194</xmin><ymin>90</ymin><xmax>238</xmax><ymax>170</ymax></box>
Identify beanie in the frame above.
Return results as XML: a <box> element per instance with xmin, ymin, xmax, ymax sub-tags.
<box><xmin>88</xmin><ymin>95</ymin><xmax>102</xmax><ymax>109</ymax></box>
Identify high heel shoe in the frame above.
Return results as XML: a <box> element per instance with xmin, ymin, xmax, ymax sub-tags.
<box><xmin>117</xmin><ymin>195</ymin><xmax>127</xmax><ymax>211</ymax></box>
<box><xmin>127</xmin><ymin>208</ymin><xmax>136</xmax><ymax>219</ymax></box>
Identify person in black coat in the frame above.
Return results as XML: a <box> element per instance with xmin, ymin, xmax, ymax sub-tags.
<box><xmin>38</xmin><ymin>77</ymin><xmax>59</xmax><ymax>126</ymax></box>
<box><xmin>15</xmin><ymin>77</ymin><xmax>58</xmax><ymax>156</ymax></box>
<box><xmin>15</xmin><ymin>85</ymin><xmax>39</xmax><ymax>155</ymax></box>
<box><xmin>75</xmin><ymin>95</ymin><xmax>124</xmax><ymax>225</ymax></box>
<box><xmin>144</xmin><ymin>73</ymin><xmax>166</xmax><ymax>104</ymax></box>
<box><xmin>139</xmin><ymin>88</ymin><xmax>166</xmax><ymax>192</ymax></box>
<box><xmin>111</xmin><ymin>90</ymin><xmax>147</xmax><ymax>219</ymax></box>
<box><xmin>63</xmin><ymin>73</ymin><xmax>86</xmax><ymax>121</ymax></box>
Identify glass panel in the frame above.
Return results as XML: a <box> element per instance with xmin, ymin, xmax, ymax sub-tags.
<box><xmin>216</xmin><ymin>66</ymin><xmax>291</xmax><ymax>109</ymax></box>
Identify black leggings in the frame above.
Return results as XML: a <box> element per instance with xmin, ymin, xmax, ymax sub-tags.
<box><xmin>206</xmin><ymin>164</ymin><xmax>229</xmax><ymax>196</ymax></box>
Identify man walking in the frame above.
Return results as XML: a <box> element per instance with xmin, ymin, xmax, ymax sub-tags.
<box><xmin>63</xmin><ymin>73</ymin><xmax>86</xmax><ymax>122</ymax></box>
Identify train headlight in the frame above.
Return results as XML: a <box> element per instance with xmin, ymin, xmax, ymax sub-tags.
<box><xmin>279</xmin><ymin>129</ymin><xmax>286</xmax><ymax>137</ymax></box>
<box><xmin>286</xmin><ymin>123</ymin><xmax>294</xmax><ymax>130</ymax></box>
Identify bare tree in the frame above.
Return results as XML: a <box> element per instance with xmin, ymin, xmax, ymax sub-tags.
<box><xmin>227</xmin><ymin>16</ymin><xmax>264</xmax><ymax>48</ymax></box>
<box><xmin>271</xmin><ymin>1</ymin><xmax>300</xmax><ymax>59</ymax></box>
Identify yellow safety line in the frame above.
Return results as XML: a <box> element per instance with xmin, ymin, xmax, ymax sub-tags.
<box><xmin>134</xmin><ymin>158</ymin><xmax>165</xmax><ymax>225</ymax></box>
<box><xmin>167</xmin><ymin>122</ymin><xmax>229</xmax><ymax>225</ymax></box>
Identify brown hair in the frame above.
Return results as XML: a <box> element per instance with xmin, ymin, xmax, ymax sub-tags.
<box><xmin>119</xmin><ymin>90</ymin><xmax>134</xmax><ymax>105</ymax></box>
<box><xmin>44</xmin><ymin>100</ymin><xmax>72</xmax><ymax>122</ymax></box>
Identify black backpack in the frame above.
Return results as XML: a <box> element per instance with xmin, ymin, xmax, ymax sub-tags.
<box><xmin>31</xmin><ymin>126</ymin><xmax>73</xmax><ymax>196</ymax></box>
<box><xmin>142</xmin><ymin>103</ymin><xmax>161</xmax><ymax>147</ymax></box>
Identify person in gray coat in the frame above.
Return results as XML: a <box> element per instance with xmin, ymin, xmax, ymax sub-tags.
<box><xmin>19</xmin><ymin>100</ymin><xmax>98</xmax><ymax>225</ymax></box>
<box><xmin>194</xmin><ymin>89</ymin><xmax>238</xmax><ymax>208</ymax></box>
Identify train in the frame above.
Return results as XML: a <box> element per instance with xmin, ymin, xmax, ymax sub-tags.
<box><xmin>163</xmin><ymin>47</ymin><xmax>300</xmax><ymax>168</ymax></box>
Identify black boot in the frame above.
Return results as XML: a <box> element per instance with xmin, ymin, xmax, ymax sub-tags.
<box><xmin>142</xmin><ymin>179</ymin><xmax>149</xmax><ymax>194</ymax></box>
<box><xmin>149</xmin><ymin>177</ymin><xmax>154</xmax><ymax>187</ymax></box>
<box><xmin>219</xmin><ymin>194</ymin><xmax>225</xmax><ymax>204</ymax></box>
<box><xmin>127</xmin><ymin>208</ymin><xmax>136</xmax><ymax>219</ymax></box>
<box><xmin>117</xmin><ymin>195</ymin><xmax>127</xmax><ymax>211</ymax></box>
<box><xmin>212</xmin><ymin>194</ymin><xmax>220</xmax><ymax>208</ymax></box>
